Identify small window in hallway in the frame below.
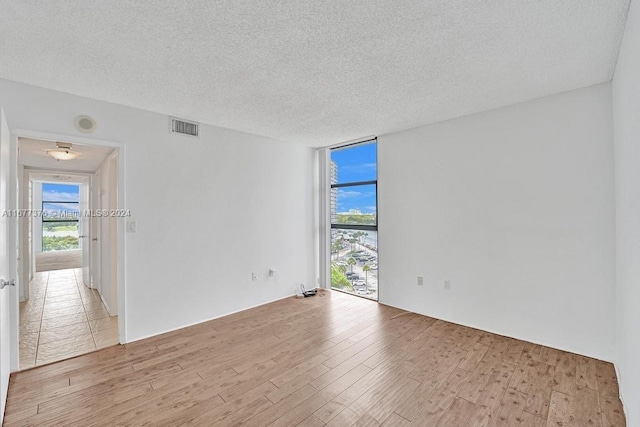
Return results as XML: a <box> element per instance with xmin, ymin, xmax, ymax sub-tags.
<box><xmin>42</xmin><ymin>183</ymin><xmax>80</xmax><ymax>251</ymax></box>
<box><xmin>330</xmin><ymin>140</ymin><xmax>378</xmax><ymax>300</ymax></box>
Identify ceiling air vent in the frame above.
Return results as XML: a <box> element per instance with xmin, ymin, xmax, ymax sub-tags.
<box><xmin>170</xmin><ymin>117</ymin><xmax>199</xmax><ymax>137</ymax></box>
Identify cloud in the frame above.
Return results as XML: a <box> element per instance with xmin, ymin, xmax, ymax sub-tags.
<box><xmin>341</xmin><ymin>163</ymin><xmax>377</xmax><ymax>173</ymax></box>
<box><xmin>43</xmin><ymin>202</ymin><xmax>79</xmax><ymax>216</ymax></box>
<box><xmin>337</xmin><ymin>189</ymin><xmax>376</xmax><ymax>199</ymax></box>
<box><xmin>337</xmin><ymin>189</ymin><xmax>362</xmax><ymax>198</ymax></box>
<box><xmin>42</xmin><ymin>191</ymin><xmax>78</xmax><ymax>202</ymax></box>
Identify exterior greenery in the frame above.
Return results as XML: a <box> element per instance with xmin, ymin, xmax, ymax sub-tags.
<box><xmin>335</xmin><ymin>213</ymin><xmax>376</xmax><ymax>225</ymax></box>
<box><xmin>43</xmin><ymin>223</ymin><xmax>77</xmax><ymax>232</ymax></box>
<box><xmin>42</xmin><ymin>221</ymin><xmax>79</xmax><ymax>251</ymax></box>
<box><xmin>362</xmin><ymin>264</ymin><xmax>371</xmax><ymax>286</ymax></box>
<box><xmin>331</xmin><ymin>263</ymin><xmax>353</xmax><ymax>291</ymax></box>
<box><xmin>43</xmin><ymin>235</ymin><xmax>79</xmax><ymax>251</ymax></box>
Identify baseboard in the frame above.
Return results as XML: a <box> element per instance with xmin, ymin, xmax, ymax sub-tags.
<box><xmin>125</xmin><ymin>293</ymin><xmax>295</xmax><ymax>344</ymax></box>
<box><xmin>100</xmin><ymin>294</ymin><xmax>115</xmax><ymax>317</ymax></box>
<box><xmin>377</xmin><ymin>300</ymin><xmax>614</xmax><ymax>363</ymax></box>
<box><xmin>614</xmin><ymin>364</ymin><xmax>628</xmax><ymax>421</ymax></box>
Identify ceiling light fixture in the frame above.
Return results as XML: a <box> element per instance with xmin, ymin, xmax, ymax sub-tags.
<box><xmin>46</xmin><ymin>142</ymin><xmax>80</xmax><ymax>161</ymax></box>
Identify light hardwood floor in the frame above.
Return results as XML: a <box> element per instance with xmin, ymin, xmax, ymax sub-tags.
<box><xmin>5</xmin><ymin>290</ymin><xmax>625</xmax><ymax>426</ymax></box>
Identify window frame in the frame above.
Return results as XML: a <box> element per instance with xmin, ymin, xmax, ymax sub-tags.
<box><xmin>329</xmin><ymin>181</ymin><xmax>378</xmax><ymax>231</ymax></box>
<box><xmin>328</xmin><ymin>139</ymin><xmax>378</xmax><ymax>300</ymax></box>
<box><xmin>41</xmin><ymin>201</ymin><xmax>80</xmax><ymax>223</ymax></box>
<box><xmin>41</xmin><ymin>189</ymin><xmax>80</xmax><ymax>251</ymax></box>
<box><xmin>329</xmin><ymin>142</ymin><xmax>378</xmax><ymax>231</ymax></box>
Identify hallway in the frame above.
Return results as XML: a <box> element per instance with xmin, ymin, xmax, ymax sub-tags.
<box><xmin>19</xmin><ymin>268</ymin><xmax>119</xmax><ymax>369</ymax></box>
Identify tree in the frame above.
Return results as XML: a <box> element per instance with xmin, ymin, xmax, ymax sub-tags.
<box><xmin>362</xmin><ymin>264</ymin><xmax>371</xmax><ymax>287</ymax></box>
<box><xmin>347</xmin><ymin>257</ymin><xmax>357</xmax><ymax>272</ymax></box>
<box><xmin>331</xmin><ymin>241</ymin><xmax>342</xmax><ymax>260</ymax></box>
<box><xmin>43</xmin><ymin>235</ymin><xmax>79</xmax><ymax>252</ymax></box>
<box><xmin>352</xmin><ymin>231</ymin><xmax>363</xmax><ymax>248</ymax></box>
<box><xmin>336</xmin><ymin>236</ymin><xmax>344</xmax><ymax>259</ymax></box>
<box><xmin>338</xmin><ymin>264</ymin><xmax>347</xmax><ymax>274</ymax></box>
<box><xmin>331</xmin><ymin>263</ymin><xmax>353</xmax><ymax>291</ymax></box>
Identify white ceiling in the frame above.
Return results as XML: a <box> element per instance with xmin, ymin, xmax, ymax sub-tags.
<box><xmin>0</xmin><ymin>1</ymin><xmax>631</xmax><ymax>146</ymax></box>
<box><xmin>19</xmin><ymin>138</ymin><xmax>113</xmax><ymax>172</ymax></box>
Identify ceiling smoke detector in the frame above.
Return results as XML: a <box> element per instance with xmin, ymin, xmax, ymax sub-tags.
<box><xmin>74</xmin><ymin>115</ymin><xmax>97</xmax><ymax>133</ymax></box>
<box><xmin>46</xmin><ymin>142</ymin><xmax>81</xmax><ymax>161</ymax></box>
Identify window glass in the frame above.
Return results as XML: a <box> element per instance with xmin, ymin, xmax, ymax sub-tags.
<box><xmin>42</xmin><ymin>183</ymin><xmax>80</xmax><ymax>252</ymax></box>
<box><xmin>330</xmin><ymin>143</ymin><xmax>377</xmax><ymax>184</ymax></box>
<box><xmin>329</xmin><ymin>141</ymin><xmax>378</xmax><ymax>300</ymax></box>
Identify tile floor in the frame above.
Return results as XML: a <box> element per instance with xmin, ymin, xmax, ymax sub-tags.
<box><xmin>19</xmin><ymin>268</ymin><xmax>119</xmax><ymax>369</ymax></box>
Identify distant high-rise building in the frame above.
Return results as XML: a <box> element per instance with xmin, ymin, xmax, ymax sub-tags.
<box><xmin>330</xmin><ymin>160</ymin><xmax>338</xmax><ymax>224</ymax></box>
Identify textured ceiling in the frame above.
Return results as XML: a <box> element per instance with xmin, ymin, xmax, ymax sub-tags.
<box><xmin>0</xmin><ymin>1</ymin><xmax>631</xmax><ymax>146</ymax></box>
<box><xmin>19</xmin><ymin>138</ymin><xmax>113</xmax><ymax>172</ymax></box>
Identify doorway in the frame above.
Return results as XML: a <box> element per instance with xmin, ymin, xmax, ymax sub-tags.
<box><xmin>17</xmin><ymin>137</ymin><xmax>121</xmax><ymax>369</ymax></box>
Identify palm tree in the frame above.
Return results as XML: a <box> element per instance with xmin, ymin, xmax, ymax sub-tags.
<box><xmin>354</xmin><ymin>231</ymin><xmax>364</xmax><ymax>248</ymax></box>
<box><xmin>347</xmin><ymin>257</ymin><xmax>357</xmax><ymax>272</ymax></box>
<box><xmin>336</xmin><ymin>237</ymin><xmax>344</xmax><ymax>259</ymax></box>
<box><xmin>331</xmin><ymin>241</ymin><xmax>342</xmax><ymax>260</ymax></box>
<box><xmin>362</xmin><ymin>264</ymin><xmax>371</xmax><ymax>286</ymax></box>
<box><xmin>338</xmin><ymin>264</ymin><xmax>347</xmax><ymax>274</ymax></box>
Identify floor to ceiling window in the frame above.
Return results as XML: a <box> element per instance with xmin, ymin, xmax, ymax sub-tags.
<box><xmin>42</xmin><ymin>183</ymin><xmax>80</xmax><ymax>251</ymax></box>
<box><xmin>330</xmin><ymin>140</ymin><xmax>378</xmax><ymax>300</ymax></box>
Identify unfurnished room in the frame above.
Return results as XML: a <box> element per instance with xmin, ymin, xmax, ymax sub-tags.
<box><xmin>0</xmin><ymin>1</ymin><xmax>639</xmax><ymax>426</ymax></box>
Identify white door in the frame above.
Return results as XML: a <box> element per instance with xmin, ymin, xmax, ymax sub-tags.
<box><xmin>79</xmin><ymin>181</ymin><xmax>90</xmax><ymax>287</ymax></box>
<box><xmin>91</xmin><ymin>173</ymin><xmax>100</xmax><ymax>290</ymax></box>
<box><xmin>99</xmin><ymin>171</ymin><xmax>109</xmax><ymax>306</ymax></box>
<box><xmin>0</xmin><ymin>108</ymin><xmax>13</xmax><ymax>424</ymax></box>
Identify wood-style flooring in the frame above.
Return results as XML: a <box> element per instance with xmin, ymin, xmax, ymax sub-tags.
<box><xmin>4</xmin><ymin>290</ymin><xmax>626</xmax><ymax>426</ymax></box>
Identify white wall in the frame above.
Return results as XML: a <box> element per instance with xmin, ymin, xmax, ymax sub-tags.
<box><xmin>0</xmin><ymin>78</ymin><xmax>316</xmax><ymax>342</ymax></box>
<box><xmin>612</xmin><ymin>0</ymin><xmax>640</xmax><ymax>423</ymax></box>
<box><xmin>378</xmin><ymin>83</ymin><xmax>616</xmax><ymax>361</ymax></box>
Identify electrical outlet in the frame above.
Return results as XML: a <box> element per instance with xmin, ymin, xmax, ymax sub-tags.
<box><xmin>252</xmin><ymin>272</ymin><xmax>257</xmax><ymax>281</ymax></box>
<box><xmin>417</xmin><ymin>276</ymin><xmax>424</xmax><ymax>286</ymax></box>
<box><xmin>444</xmin><ymin>280</ymin><xmax>451</xmax><ymax>290</ymax></box>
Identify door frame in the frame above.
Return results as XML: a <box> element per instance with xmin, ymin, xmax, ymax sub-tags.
<box><xmin>1</xmin><ymin>107</ymin><xmax>15</xmax><ymax>425</ymax></box>
<box><xmin>10</xmin><ymin>129</ymin><xmax>126</xmax><ymax>371</ymax></box>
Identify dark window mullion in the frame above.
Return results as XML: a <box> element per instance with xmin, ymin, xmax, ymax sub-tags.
<box><xmin>331</xmin><ymin>180</ymin><xmax>377</xmax><ymax>189</ymax></box>
<box><xmin>330</xmin><ymin>224</ymin><xmax>377</xmax><ymax>231</ymax></box>
<box><xmin>42</xmin><ymin>201</ymin><xmax>79</xmax><ymax>204</ymax></box>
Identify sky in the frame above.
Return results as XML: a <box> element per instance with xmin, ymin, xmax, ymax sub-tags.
<box><xmin>331</xmin><ymin>142</ymin><xmax>377</xmax><ymax>214</ymax></box>
<box><xmin>42</xmin><ymin>183</ymin><xmax>80</xmax><ymax>216</ymax></box>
